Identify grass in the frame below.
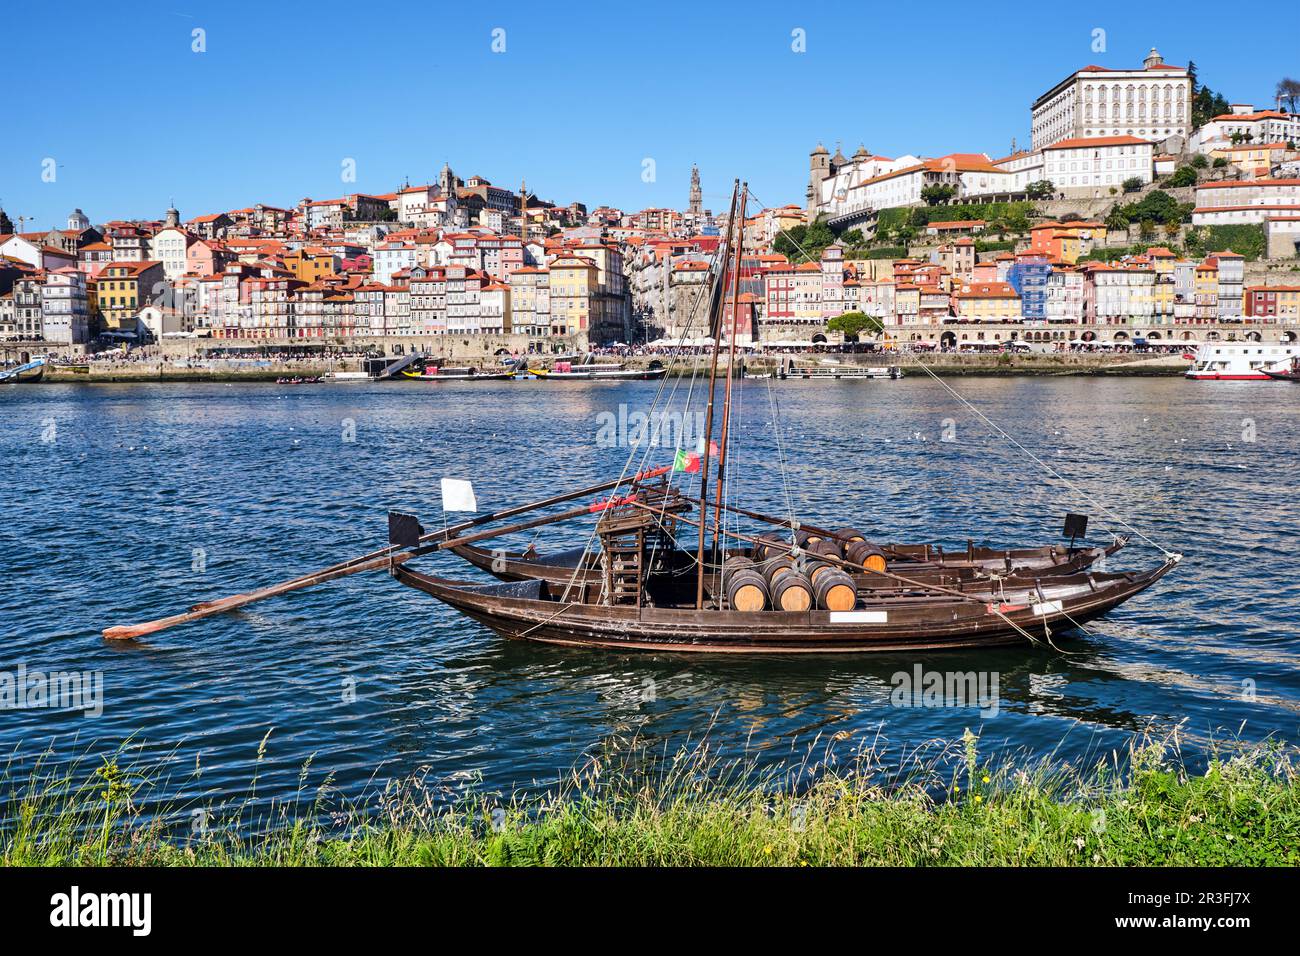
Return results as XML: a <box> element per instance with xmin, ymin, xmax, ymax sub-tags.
<box><xmin>3</xmin><ymin>729</ymin><xmax>1297</xmax><ymax>866</ymax></box>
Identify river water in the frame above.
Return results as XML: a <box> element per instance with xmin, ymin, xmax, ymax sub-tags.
<box><xmin>1</xmin><ymin>375</ymin><xmax>1297</xmax><ymax>818</ymax></box>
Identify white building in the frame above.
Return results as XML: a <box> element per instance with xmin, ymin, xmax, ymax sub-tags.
<box><xmin>149</xmin><ymin>226</ymin><xmax>196</xmax><ymax>280</ymax></box>
<box><xmin>1190</xmin><ymin>104</ymin><xmax>1300</xmax><ymax>153</ymax></box>
<box><xmin>373</xmin><ymin>240</ymin><xmax>420</xmax><ymax>284</ymax></box>
<box><xmin>991</xmin><ymin>150</ymin><xmax>1047</xmax><ymax>192</ymax></box>
<box><xmin>1043</xmin><ymin>136</ymin><xmax>1153</xmax><ymax>198</ymax></box>
<box><xmin>1192</xmin><ymin>178</ymin><xmax>1300</xmax><ymax>225</ymax></box>
<box><xmin>1031</xmin><ymin>48</ymin><xmax>1191</xmax><ymax>151</ymax></box>
<box><xmin>39</xmin><ymin>269</ymin><xmax>90</xmax><ymax>344</ymax></box>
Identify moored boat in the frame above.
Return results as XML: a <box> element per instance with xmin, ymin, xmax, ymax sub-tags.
<box><xmin>1185</xmin><ymin>341</ymin><xmax>1300</xmax><ymax>381</ymax></box>
<box><xmin>402</xmin><ymin>365</ymin><xmax>515</xmax><ymax>381</ymax></box>
<box><xmin>0</xmin><ymin>356</ymin><xmax>47</xmax><ymax>384</ymax></box>
<box><xmin>1261</xmin><ymin>356</ymin><xmax>1300</xmax><ymax>381</ymax></box>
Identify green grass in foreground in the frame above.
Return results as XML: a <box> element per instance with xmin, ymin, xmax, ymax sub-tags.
<box><xmin>3</xmin><ymin>730</ymin><xmax>1297</xmax><ymax>866</ymax></box>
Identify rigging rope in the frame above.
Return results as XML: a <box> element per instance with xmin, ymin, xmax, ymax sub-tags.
<box><xmin>744</xmin><ymin>185</ymin><xmax>1181</xmax><ymax>563</ymax></box>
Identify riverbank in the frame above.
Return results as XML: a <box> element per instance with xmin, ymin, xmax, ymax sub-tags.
<box><xmin>5</xmin><ymin>733</ymin><xmax>1295</xmax><ymax>866</ymax></box>
<box><xmin>38</xmin><ymin>352</ymin><xmax>1191</xmax><ymax>383</ymax></box>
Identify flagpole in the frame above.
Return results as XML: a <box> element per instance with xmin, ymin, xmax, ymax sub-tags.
<box><xmin>711</xmin><ymin>182</ymin><xmax>746</xmax><ymax>560</ymax></box>
<box><xmin>695</xmin><ymin>179</ymin><xmax>740</xmax><ymax>610</ymax></box>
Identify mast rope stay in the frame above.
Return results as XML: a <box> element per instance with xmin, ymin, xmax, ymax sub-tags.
<box><xmin>744</xmin><ymin>185</ymin><xmax>1181</xmax><ymax>563</ymax></box>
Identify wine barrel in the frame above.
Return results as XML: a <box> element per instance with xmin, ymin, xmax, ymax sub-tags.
<box><xmin>802</xmin><ymin>558</ymin><xmax>835</xmax><ymax>583</ymax></box>
<box><xmin>770</xmin><ymin>571</ymin><xmax>814</xmax><ymax>612</ymax></box>
<box><xmin>814</xmin><ymin>569</ymin><xmax>857</xmax><ymax>612</ymax></box>
<box><xmin>760</xmin><ymin>556</ymin><xmax>797</xmax><ymax>587</ymax></box>
<box><xmin>794</xmin><ymin>529</ymin><xmax>824</xmax><ymax>548</ymax></box>
<box><xmin>725</xmin><ymin>566</ymin><xmax>769</xmax><ymax>612</ymax></box>
<box><xmin>750</xmin><ymin>534</ymin><xmax>775</xmax><ymax>560</ymax></box>
<box><xmin>834</xmin><ymin>527</ymin><xmax>866</xmax><ymax>545</ymax></box>
<box><xmin>847</xmin><ymin>541</ymin><xmax>887</xmax><ymax>574</ymax></box>
<box><xmin>808</xmin><ymin>539</ymin><xmax>842</xmax><ymax>560</ymax></box>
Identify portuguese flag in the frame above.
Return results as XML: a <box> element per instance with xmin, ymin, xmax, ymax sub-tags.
<box><xmin>673</xmin><ymin>441</ymin><xmax>720</xmax><ymax>474</ymax></box>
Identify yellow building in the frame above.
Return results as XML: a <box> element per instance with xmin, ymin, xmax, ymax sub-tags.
<box><xmin>1145</xmin><ymin>247</ymin><xmax>1178</xmax><ymax>323</ymax></box>
<box><xmin>952</xmin><ymin>281</ymin><xmax>1022</xmax><ymax>321</ymax></box>
<box><xmin>547</xmin><ymin>255</ymin><xmax>596</xmax><ymax>334</ymax></box>
<box><xmin>1194</xmin><ymin>262</ymin><xmax>1219</xmax><ymax>320</ymax></box>
<box><xmin>283</xmin><ymin>248</ymin><xmax>338</xmax><ymax>283</ymax></box>
<box><xmin>96</xmin><ymin>260</ymin><xmax>165</xmax><ymax>330</ymax></box>
<box><xmin>1209</xmin><ymin>143</ymin><xmax>1289</xmax><ymax>177</ymax></box>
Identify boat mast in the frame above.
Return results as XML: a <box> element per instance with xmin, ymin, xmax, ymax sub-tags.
<box><xmin>711</xmin><ymin>183</ymin><xmax>746</xmax><ymax>559</ymax></box>
<box><xmin>695</xmin><ymin>179</ymin><xmax>740</xmax><ymax>609</ymax></box>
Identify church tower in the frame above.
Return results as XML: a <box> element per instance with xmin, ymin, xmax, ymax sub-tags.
<box><xmin>806</xmin><ymin>143</ymin><xmax>830</xmax><ymax>222</ymax></box>
<box><xmin>688</xmin><ymin>164</ymin><xmax>702</xmax><ymax>215</ymax></box>
<box><xmin>439</xmin><ymin>161</ymin><xmax>457</xmax><ymax>197</ymax></box>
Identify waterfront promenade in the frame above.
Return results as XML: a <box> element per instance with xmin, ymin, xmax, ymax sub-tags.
<box><xmin>34</xmin><ymin>348</ymin><xmax>1193</xmax><ymax>381</ymax></box>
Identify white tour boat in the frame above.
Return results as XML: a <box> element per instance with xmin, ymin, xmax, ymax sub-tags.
<box><xmin>1185</xmin><ymin>341</ymin><xmax>1300</xmax><ymax>381</ymax></box>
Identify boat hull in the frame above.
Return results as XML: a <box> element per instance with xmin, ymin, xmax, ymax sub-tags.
<box><xmin>393</xmin><ymin>560</ymin><xmax>1175</xmax><ymax>654</ymax></box>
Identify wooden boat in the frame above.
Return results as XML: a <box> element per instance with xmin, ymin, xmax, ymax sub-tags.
<box><xmin>402</xmin><ymin>365</ymin><xmax>515</xmax><ymax>381</ymax></box>
<box><xmin>392</xmin><ymin>559</ymin><xmax>1176</xmax><ymax>654</ymax></box>
<box><xmin>0</xmin><ymin>357</ymin><xmax>46</xmax><ymax>384</ymax></box>
<box><xmin>1262</xmin><ymin>357</ymin><xmax>1300</xmax><ymax>381</ymax></box>
<box><xmin>528</xmin><ymin>359</ymin><xmax>666</xmax><ymax>381</ymax></box>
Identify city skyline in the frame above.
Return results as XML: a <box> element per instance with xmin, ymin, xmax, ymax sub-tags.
<box><xmin>2</xmin><ymin>0</ymin><xmax>1293</xmax><ymax>228</ymax></box>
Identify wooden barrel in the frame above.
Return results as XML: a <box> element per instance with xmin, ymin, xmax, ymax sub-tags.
<box><xmin>834</xmin><ymin>527</ymin><xmax>866</xmax><ymax>545</ymax></box>
<box><xmin>760</xmin><ymin>556</ymin><xmax>797</xmax><ymax>587</ymax></box>
<box><xmin>794</xmin><ymin>529</ymin><xmax>823</xmax><ymax>548</ymax></box>
<box><xmin>750</xmin><ymin>534</ymin><xmax>776</xmax><ymax>560</ymax></box>
<box><xmin>753</xmin><ymin>534</ymin><xmax>789</xmax><ymax>562</ymax></box>
<box><xmin>808</xmin><ymin>539</ymin><xmax>842</xmax><ymax>560</ymax></box>
<box><xmin>847</xmin><ymin>541</ymin><xmax>887</xmax><ymax>573</ymax></box>
<box><xmin>770</xmin><ymin>571</ymin><xmax>813</xmax><ymax>612</ymax></box>
<box><xmin>725</xmin><ymin>567</ymin><xmax>769</xmax><ymax>612</ymax></box>
<box><xmin>815</xmin><ymin>569</ymin><xmax>858</xmax><ymax>612</ymax></box>
<box><xmin>802</xmin><ymin>558</ymin><xmax>835</xmax><ymax>583</ymax></box>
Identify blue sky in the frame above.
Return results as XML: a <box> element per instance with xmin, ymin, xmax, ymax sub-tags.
<box><xmin>1</xmin><ymin>0</ymin><xmax>1291</xmax><ymax>230</ymax></box>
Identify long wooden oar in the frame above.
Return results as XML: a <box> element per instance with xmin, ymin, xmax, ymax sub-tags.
<box><xmin>103</xmin><ymin>466</ymin><xmax>672</xmax><ymax>641</ymax></box>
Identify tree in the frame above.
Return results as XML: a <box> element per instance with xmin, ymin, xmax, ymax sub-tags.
<box><xmin>1191</xmin><ymin>69</ymin><xmax>1231</xmax><ymax>128</ymax></box>
<box><xmin>1025</xmin><ymin>180</ymin><xmax>1055</xmax><ymax>200</ymax></box>
<box><xmin>1118</xmin><ymin>189</ymin><xmax>1185</xmax><ymax>225</ymax></box>
<box><xmin>1122</xmin><ymin>176</ymin><xmax>1144</xmax><ymax>193</ymax></box>
<box><xmin>826</xmin><ymin>311</ymin><xmax>884</xmax><ymax>339</ymax></box>
<box><xmin>1166</xmin><ymin>166</ymin><xmax>1198</xmax><ymax>188</ymax></box>
<box><xmin>1190</xmin><ymin>153</ymin><xmax>1208</xmax><ymax>169</ymax></box>
<box><xmin>841</xmin><ymin>228</ymin><xmax>865</xmax><ymax>248</ymax></box>
<box><xmin>1212</xmin><ymin>157</ymin><xmax>1229</xmax><ymax>168</ymax></box>
<box><xmin>0</xmin><ymin>207</ymin><xmax>11</xmax><ymax>234</ymax></box>
<box><xmin>920</xmin><ymin>183</ymin><xmax>957</xmax><ymax>206</ymax></box>
<box><xmin>1105</xmin><ymin>208</ymin><xmax>1130</xmax><ymax>233</ymax></box>
<box><xmin>1005</xmin><ymin>212</ymin><xmax>1030</xmax><ymax>234</ymax></box>
<box><xmin>1276</xmin><ymin>76</ymin><xmax>1300</xmax><ymax>113</ymax></box>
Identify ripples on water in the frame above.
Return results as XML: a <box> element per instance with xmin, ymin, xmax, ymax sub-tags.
<box><xmin>1</xmin><ymin>377</ymin><xmax>1297</xmax><ymax>814</ymax></box>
